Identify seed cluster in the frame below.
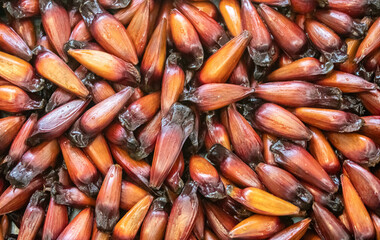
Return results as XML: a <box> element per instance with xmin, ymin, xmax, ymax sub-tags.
<box><xmin>0</xmin><ymin>0</ymin><xmax>379</xmax><ymax>239</ymax></box>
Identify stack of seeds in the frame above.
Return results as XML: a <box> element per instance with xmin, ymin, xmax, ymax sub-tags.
<box><xmin>0</xmin><ymin>0</ymin><xmax>379</xmax><ymax>239</ymax></box>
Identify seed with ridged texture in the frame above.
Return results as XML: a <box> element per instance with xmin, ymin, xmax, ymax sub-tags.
<box><xmin>96</xmin><ymin>164</ymin><xmax>122</xmax><ymax>232</ymax></box>
<box><xmin>113</xmin><ymin>0</ymin><xmax>147</xmax><ymax>25</ymax></box>
<box><xmin>227</xmin><ymin>184</ymin><xmax>300</xmax><ymax>216</ymax></box>
<box><xmin>0</xmin><ymin>115</ymin><xmax>25</xmax><ymax>157</ymax></box>
<box><xmin>357</xmin><ymin>90</ymin><xmax>380</xmax><ymax>115</ymax></box>
<box><xmin>198</xmin><ymin>31</ymin><xmax>252</xmax><ymax>84</ymax></box>
<box><xmin>83</xmin><ymin>134</ymin><xmax>113</xmax><ymax>176</ymax></box>
<box><xmin>371</xmin><ymin>213</ymin><xmax>380</xmax><ymax>240</ymax></box>
<box><xmin>0</xmin><ymin>177</ymin><xmax>43</xmax><ymax>215</ymax></box>
<box><xmin>343</xmin><ymin>160</ymin><xmax>380</xmax><ymax>211</ymax></box>
<box><xmin>52</xmin><ymin>183</ymin><xmax>96</xmax><ymax>208</ymax></box>
<box><xmin>7</xmin><ymin>139</ymin><xmax>60</xmax><ymax>188</ymax></box>
<box><xmin>327</xmin><ymin>132</ymin><xmax>380</xmax><ymax>167</ymax></box>
<box><xmin>205</xmin><ymin>113</ymin><xmax>231</xmax><ymax>151</ymax></box>
<box><xmin>165</xmin><ymin>153</ymin><xmax>185</xmax><ymax>194</ymax></box>
<box><xmin>254</xmin><ymin>81</ymin><xmax>342</xmax><ymax>108</ymax></box>
<box><xmin>0</xmin><ymin>51</ymin><xmax>44</xmax><ymax>92</ymax></box>
<box><xmin>271</xmin><ymin>140</ymin><xmax>337</xmax><ymax>193</ymax></box>
<box><xmin>69</xmin><ymin>20</ymin><xmax>92</xmax><ymax>42</ymax></box>
<box><xmin>67</xmin><ymin>49</ymin><xmax>140</xmax><ymax>86</ymax></box>
<box><xmin>57</xmin><ymin>208</ymin><xmax>93</xmax><ymax>240</ymax></box>
<box><xmin>119</xmin><ymin>92</ymin><xmax>160</xmax><ymax>131</ymax></box>
<box><xmin>17</xmin><ymin>191</ymin><xmax>48</xmax><ymax>240</ymax></box>
<box><xmin>150</xmin><ymin>104</ymin><xmax>194</xmax><ymax>189</ymax></box>
<box><xmin>27</xmin><ymin>99</ymin><xmax>90</xmax><ymax>146</ymax></box>
<box><xmin>269</xmin><ymin>218</ymin><xmax>310</xmax><ymax>240</ymax></box>
<box><xmin>256</xmin><ymin>163</ymin><xmax>313</xmax><ymax>210</ymax></box>
<box><xmin>341</xmin><ymin>174</ymin><xmax>375</xmax><ymax>240</ymax></box>
<box><xmin>0</xmin><ymin>85</ymin><xmax>44</xmax><ymax>113</ymax></box>
<box><xmin>42</xmin><ymin>198</ymin><xmax>68</xmax><ymax>240</ymax></box>
<box><xmin>360</xmin><ymin>116</ymin><xmax>380</xmax><ymax>145</ymax></box>
<box><xmin>267</xmin><ymin>57</ymin><xmax>333</xmax><ymax>82</ymax></box>
<box><xmin>165</xmin><ymin>181</ymin><xmax>199</xmax><ymax>240</ymax></box>
<box><xmin>229</xmin><ymin>214</ymin><xmax>284</xmax><ymax>239</ymax></box>
<box><xmin>338</xmin><ymin>38</ymin><xmax>360</xmax><ymax>73</ymax></box>
<box><xmin>59</xmin><ymin>136</ymin><xmax>102</xmax><ymax>197</ymax></box>
<box><xmin>69</xmin><ymin>87</ymin><xmax>134</xmax><ymax>147</ymax></box>
<box><xmin>113</xmin><ymin>195</ymin><xmax>153</xmax><ymax>240</ymax></box>
<box><xmin>40</xmin><ymin>0</ymin><xmax>70</xmax><ymax>61</ymax></box>
<box><xmin>312</xmin><ymin>202</ymin><xmax>351</xmax><ymax>240</ymax></box>
<box><xmin>140</xmin><ymin>197</ymin><xmax>168</xmax><ymax>240</ymax></box>
<box><xmin>355</xmin><ymin>17</ymin><xmax>380</xmax><ymax>62</ymax></box>
<box><xmin>257</xmin><ymin>4</ymin><xmax>314</xmax><ymax>59</ymax></box>
<box><xmin>0</xmin><ymin>21</ymin><xmax>32</xmax><ymax>61</ymax></box>
<box><xmin>219</xmin><ymin>0</ymin><xmax>242</xmax><ymax>37</ymax></box>
<box><xmin>254</xmin><ymin>103</ymin><xmax>312</xmax><ymax>140</ymax></box>
<box><xmin>120</xmin><ymin>180</ymin><xmax>150</xmax><ymax>211</ymax></box>
<box><xmin>326</xmin><ymin>0</ymin><xmax>379</xmax><ymax>17</ymax></box>
<box><xmin>207</xmin><ymin>144</ymin><xmax>263</xmax><ymax>189</ymax></box>
<box><xmin>85</xmin><ymin>80</ymin><xmax>116</xmax><ymax>104</ymax></box>
<box><xmin>45</xmin><ymin>88</ymin><xmax>76</xmax><ymax>112</ymax></box>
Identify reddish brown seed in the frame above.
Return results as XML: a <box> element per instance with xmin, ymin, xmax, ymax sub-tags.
<box><xmin>226</xmin><ymin>104</ymin><xmax>263</xmax><ymax>166</ymax></box>
<box><xmin>256</xmin><ymin>163</ymin><xmax>313</xmax><ymax>210</ymax></box>
<box><xmin>343</xmin><ymin>160</ymin><xmax>380</xmax><ymax>211</ymax></box>
<box><xmin>183</xmin><ymin>83</ymin><xmax>255</xmax><ymax>111</ymax></box>
<box><xmin>52</xmin><ymin>183</ymin><xmax>96</xmax><ymax>208</ymax></box>
<box><xmin>254</xmin><ymin>81</ymin><xmax>342</xmax><ymax>108</ymax></box>
<box><xmin>45</xmin><ymin>88</ymin><xmax>75</xmax><ymax>112</ymax></box>
<box><xmin>191</xmin><ymin>1</ymin><xmax>217</xmax><ymax>20</ymax></box>
<box><xmin>205</xmin><ymin>228</ymin><xmax>219</xmax><ymax>240</ymax></box>
<box><xmin>40</xmin><ymin>0</ymin><xmax>70</xmax><ymax>61</ymax></box>
<box><xmin>126</xmin><ymin>0</ymin><xmax>149</xmax><ymax>58</ymax></box>
<box><xmin>229</xmin><ymin>214</ymin><xmax>284</xmax><ymax>239</ymax></box>
<box><xmin>254</xmin><ymin>103</ymin><xmax>312</xmax><ymax>140</ymax></box>
<box><xmin>165</xmin><ymin>181</ymin><xmax>199</xmax><ymax>240</ymax></box>
<box><xmin>227</xmin><ymin>184</ymin><xmax>301</xmax><ymax>216</ymax></box>
<box><xmin>161</xmin><ymin>53</ymin><xmax>185</xmax><ymax>116</ymax></box>
<box><xmin>198</xmin><ymin>30</ymin><xmax>252</xmax><ymax>84</ymax></box>
<box><xmin>95</xmin><ymin>164</ymin><xmax>122</xmax><ymax>232</ymax></box>
<box><xmin>80</xmin><ymin>0</ymin><xmax>138</xmax><ymax>64</ymax></box>
<box><xmin>104</xmin><ymin>121</ymin><xmax>138</xmax><ymax>150</ymax></box>
<box><xmin>262</xmin><ymin>134</ymin><xmax>277</xmax><ymax>165</ymax></box>
<box><xmin>57</xmin><ymin>208</ymin><xmax>93</xmax><ymax>240</ymax></box>
<box><xmin>316</xmin><ymin>71</ymin><xmax>377</xmax><ymax>93</ymax></box>
<box><xmin>205</xmin><ymin>113</ymin><xmax>231</xmax><ymax>151</ymax></box>
<box><xmin>110</xmin><ymin>144</ymin><xmax>151</xmax><ymax>190</ymax></box>
<box><xmin>35</xmin><ymin>48</ymin><xmax>89</xmax><ymax>98</ymax></box>
<box><xmin>326</xmin><ymin>0</ymin><xmax>378</xmax><ymax>17</ymax></box>
<box><xmin>189</xmin><ymin>155</ymin><xmax>225</xmax><ymax>199</ymax></box>
<box><xmin>83</xmin><ymin>134</ymin><xmax>113</xmax><ymax>176</ymax></box>
<box><xmin>250</xmin><ymin>0</ymin><xmax>290</xmax><ymax>6</ymax></box>
<box><xmin>69</xmin><ymin>20</ymin><xmax>92</xmax><ymax>42</ymax></box>
<box><xmin>140</xmin><ymin>19</ymin><xmax>167</xmax><ymax>92</ymax></box>
<box><xmin>290</xmin><ymin>0</ymin><xmax>316</xmax><ymax>13</ymax></box>
<box><xmin>241</xmin><ymin>0</ymin><xmax>276</xmax><ymax>67</ymax></box>
<box><xmin>165</xmin><ymin>153</ymin><xmax>185</xmax><ymax>193</ymax></box>
<box><xmin>119</xmin><ymin>92</ymin><xmax>161</xmax><ymax>131</ymax></box>
<box><xmin>308</xmin><ymin>126</ymin><xmax>340</xmax><ymax>174</ymax></box>
<box><xmin>338</xmin><ymin>38</ymin><xmax>360</xmax><ymax>73</ymax></box>
<box><xmin>59</xmin><ymin>136</ymin><xmax>102</xmax><ymax>197</ymax></box>
<box><xmin>269</xmin><ymin>218</ymin><xmax>311</xmax><ymax>240</ymax></box>
<box><xmin>257</xmin><ymin>4</ymin><xmax>313</xmax><ymax>59</ymax></box>
<box><xmin>229</xmin><ymin>58</ymin><xmax>250</xmax><ymax>86</ymax></box>
<box><xmin>371</xmin><ymin>213</ymin><xmax>380</xmax><ymax>240</ymax></box>
<box><xmin>120</xmin><ymin>180</ymin><xmax>150</xmax><ymax>211</ymax></box>
<box><xmin>0</xmin><ymin>215</ymin><xmax>9</xmax><ymax>239</ymax></box>
<box><xmin>203</xmin><ymin>200</ymin><xmax>239</xmax><ymax>240</ymax></box>
<box><xmin>219</xmin><ymin>0</ymin><xmax>242</xmax><ymax>37</ymax></box>
<box><xmin>91</xmin><ymin>222</ymin><xmax>111</xmax><ymax>240</ymax></box>
<box><xmin>85</xmin><ymin>80</ymin><xmax>116</xmax><ymax>104</ymax></box>
<box><xmin>0</xmin><ymin>21</ymin><xmax>32</xmax><ymax>61</ymax></box>
<box><xmin>327</xmin><ymin>132</ymin><xmax>380</xmax><ymax>166</ymax></box>
<box><xmin>27</xmin><ymin>99</ymin><xmax>90</xmax><ymax>146</ymax></box>
<box><xmin>113</xmin><ymin>0</ymin><xmax>146</xmax><ymax>25</ymax></box>
<box><xmin>42</xmin><ymin>198</ymin><xmax>68</xmax><ymax>240</ymax></box>
<box><xmin>175</xmin><ymin>0</ymin><xmax>228</xmax><ymax>52</ymax></box>
<box><xmin>2</xmin><ymin>113</ymin><xmax>36</xmax><ymax>170</ymax></box>
<box><xmin>363</xmin><ymin>48</ymin><xmax>380</xmax><ymax>72</ymax></box>
<box><xmin>17</xmin><ymin>191</ymin><xmax>48</xmax><ymax>240</ymax></box>
<box><xmin>267</xmin><ymin>57</ymin><xmax>333</xmax><ymax>82</ymax></box>
<box><xmin>4</xmin><ymin>0</ymin><xmax>40</xmax><ymax>18</ymax></box>
<box><xmin>112</xmin><ymin>195</ymin><xmax>153</xmax><ymax>240</ymax></box>
<box><xmin>154</xmin><ymin>0</ymin><xmax>173</xmax><ymax>45</ymax></box>
<box><xmin>7</xmin><ymin>139</ymin><xmax>60</xmax><ymax>188</ymax></box>
<box><xmin>68</xmin><ymin>49</ymin><xmax>140</xmax><ymax>86</ymax></box>
<box><xmin>0</xmin><ymin>115</ymin><xmax>25</xmax><ymax>156</ymax></box>
<box><xmin>169</xmin><ymin>9</ymin><xmax>204</xmax><ymax>70</ymax></box>
<box><xmin>357</xmin><ymin>90</ymin><xmax>380</xmax><ymax>115</ymax></box>
<box><xmin>312</xmin><ymin>202</ymin><xmax>351</xmax><ymax>240</ymax></box>
<box><xmin>339</xmin><ymin>209</ymin><xmax>353</xmax><ymax>234</ymax></box>
<box><xmin>0</xmin><ymin>177</ymin><xmax>43</xmax><ymax>215</ymax></box>
<box><xmin>140</xmin><ymin>197</ymin><xmax>169</xmax><ymax>240</ymax></box>
<box><xmin>293</xmin><ymin>107</ymin><xmax>364</xmax><ymax>132</ymax></box>
<box><xmin>315</xmin><ymin>10</ymin><xmax>367</xmax><ymax>38</ymax></box>
<box><xmin>0</xmin><ymin>51</ymin><xmax>43</xmax><ymax>93</ymax></box>
<box><xmin>0</xmin><ymin>85</ymin><xmax>45</xmax><ymax>113</ymax></box>
<box><xmin>355</xmin><ymin>17</ymin><xmax>380</xmax><ymax>62</ymax></box>
<box><xmin>360</xmin><ymin>116</ymin><xmax>380</xmax><ymax>145</ymax></box>
<box><xmin>207</xmin><ymin>144</ymin><xmax>263</xmax><ymax>189</ymax></box>
<box><xmin>271</xmin><ymin>140</ymin><xmax>338</xmax><ymax>193</ymax></box>
<box><xmin>69</xmin><ymin>87</ymin><xmax>134</xmax><ymax>147</ymax></box>
<box><xmin>341</xmin><ymin>174</ymin><xmax>375</xmax><ymax>240</ymax></box>
<box><xmin>150</xmin><ymin>104</ymin><xmax>194</xmax><ymax>189</ymax></box>
<box><xmin>98</xmin><ymin>0</ymin><xmax>130</xmax><ymax>9</ymax></box>
<box><xmin>305</xmin><ymin>19</ymin><xmax>347</xmax><ymax>63</ymax></box>
<box><xmin>193</xmin><ymin>204</ymin><xmax>205</xmax><ymax>240</ymax></box>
